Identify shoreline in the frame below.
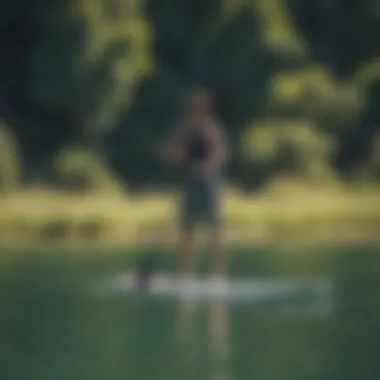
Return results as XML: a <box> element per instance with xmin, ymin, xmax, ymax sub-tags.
<box><xmin>1</xmin><ymin>229</ymin><xmax>379</xmax><ymax>253</ymax></box>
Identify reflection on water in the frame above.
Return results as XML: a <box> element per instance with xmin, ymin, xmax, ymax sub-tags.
<box><xmin>0</xmin><ymin>245</ymin><xmax>380</xmax><ymax>380</ymax></box>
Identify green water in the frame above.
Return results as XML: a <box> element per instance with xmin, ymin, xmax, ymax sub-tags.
<box><xmin>0</xmin><ymin>244</ymin><xmax>380</xmax><ymax>380</ymax></box>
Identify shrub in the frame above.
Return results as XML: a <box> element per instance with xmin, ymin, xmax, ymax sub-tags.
<box><xmin>0</xmin><ymin>122</ymin><xmax>20</xmax><ymax>193</ymax></box>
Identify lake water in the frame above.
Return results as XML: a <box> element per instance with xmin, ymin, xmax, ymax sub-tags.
<box><xmin>1</xmin><ymin>244</ymin><xmax>379</xmax><ymax>380</ymax></box>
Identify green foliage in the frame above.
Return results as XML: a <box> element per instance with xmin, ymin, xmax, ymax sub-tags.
<box><xmin>1</xmin><ymin>0</ymin><xmax>380</xmax><ymax>188</ymax></box>
<box><xmin>356</xmin><ymin>131</ymin><xmax>380</xmax><ymax>181</ymax></box>
<box><xmin>270</xmin><ymin>66</ymin><xmax>362</xmax><ymax>126</ymax></box>
<box><xmin>353</xmin><ymin>58</ymin><xmax>380</xmax><ymax>92</ymax></box>
<box><xmin>0</xmin><ymin>123</ymin><xmax>20</xmax><ymax>192</ymax></box>
<box><xmin>255</xmin><ymin>0</ymin><xmax>306</xmax><ymax>54</ymax></box>
<box><xmin>2</xmin><ymin>0</ymin><xmax>152</xmax><ymax>163</ymax></box>
<box><xmin>54</xmin><ymin>146</ymin><xmax>125</xmax><ymax>195</ymax></box>
<box><xmin>76</xmin><ymin>0</ymin><xmax>153</xmax><ymax>134</ymax></box>
<box><xmin>270</xmin><ymin>67</ymin><xmax>336</xmax><ymax>117</ymax></box>
<box><xmin>1</xmin><ymin>189</ymin><xmax>380</xmax><ymax>246</ymax></box>
<box><xmin>242</xmin><ymin>119</ymin><xmax>335</xmax><ymax>182</ymax></box>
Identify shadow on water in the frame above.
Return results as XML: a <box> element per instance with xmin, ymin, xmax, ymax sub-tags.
<box><xmin>0</xmin><ymin>244</ymin><xmax>379</xmax><ymax>380</ymax></box>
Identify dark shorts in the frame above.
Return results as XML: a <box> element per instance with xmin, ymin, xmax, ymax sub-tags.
<box><xmin>179</xmin><ymin>176</ymin><xmax>221</xmax><ymax>231</ymax></box>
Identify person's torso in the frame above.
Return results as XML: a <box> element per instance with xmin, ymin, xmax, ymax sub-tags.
<box><xmin>184</xmin><ymin>127</ymin><xmax>212</xmax><ymax>164</ymax></box>
<box><xmin>182</xmin><ymin>124</ymin><xmax>222</xmax><ymax>184</ymax></box>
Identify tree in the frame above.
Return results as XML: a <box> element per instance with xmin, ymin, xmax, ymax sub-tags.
<box><xmin>0</xmin><ymin>122</ymin><xmax>20</xmax><ymax>192</ymax></box>
<box><xmin>241</xmin><ymin>119</ymin><xmax>335</xmax><ymax>187</ymax></box>
<box><xmin>1</xmin><ymin>0</ymin><xmax>152</xmax><ymax>171</ymax></box>
<box><xmin>287</xmin><ymin>0</ymin><xmax>380</xmax><ymax>78</ymax></box>
<box><xmin>54</xmin><ymin>145</ymin><xmax>125</xmax><ymax>195</ymax></box>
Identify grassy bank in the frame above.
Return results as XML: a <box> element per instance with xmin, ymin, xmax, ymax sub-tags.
<box><xmin>1</xmin><ymin>184</ymin><xmax>380</xmax><ymax>248</ymax></box>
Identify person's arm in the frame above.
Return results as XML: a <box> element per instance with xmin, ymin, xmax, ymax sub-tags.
<box><xmin>205</xmin><ymin>122</ymin><xmax>229</xmax><ymax>169</ymax></box>
<box><xmin>156</xmin><ymin>127</ymin><xmax>186</xmax><ymax>164</ymax></box>
<box><xmin>192</xmin><ymin>122</ymin><xmax>228</xmax><ymax>177</ymax></box>
<box><xmin>213</xmin><ymin>124</ymin><xmax>229</xmax><ymax>166</ymax></box>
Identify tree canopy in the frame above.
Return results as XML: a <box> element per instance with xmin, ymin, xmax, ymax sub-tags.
<box><xmin>1</xmin><ymin>0</ymin><xmax>379</xmax><ymax>189</ymax></box>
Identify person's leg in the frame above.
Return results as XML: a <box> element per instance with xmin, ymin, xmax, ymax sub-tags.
<box><xmin>208</xmin><ymin>227</ymin><xmax>229</xmax><ymax>366</ymax></box>
<box><xmin>205</xmin><ymin>179</ymin><xmax>230</xmax><ymax>378</ymax></box>
<box><xmin>205</xmin><ymin>177</ymin><xmax>227</xmax><ymax>277</ymax></box>
<box><xmin>209</xmin><ymin>228</ymin><xmax>227</xmax><ymax>276</ymax></box>
<box><xmin>178</xmin><ymin>228</ymin><xmax>197</xmax><ymax>276</ymax></box>
<box><xmin>176</xmin><ymin>228</ymin><xmax>199</xmax><ymax>367</ymax></box>
<box><xmin>176</xmin><ymin>226</ymin><xmax>198</xmax><ymax>336</ymax></box>
<box><xmin>177</xmin><ymin>183</ymin><xmax>199</xmax><ymax>276</ymax></box>
<box><xmin>208</xmin><ymin>236</ymin><xmax>230</xmax><ymax>380</ymax></box>
<box><xmin>176</xmin><ymin>186</ymin><xmax>199</xmax><ymax>343</ymax></box>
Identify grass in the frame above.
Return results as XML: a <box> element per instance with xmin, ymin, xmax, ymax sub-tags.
<box><xmin>1</xmin><ymin>182</ymin><xmax>380</xmax><ymax>247</ymax></box>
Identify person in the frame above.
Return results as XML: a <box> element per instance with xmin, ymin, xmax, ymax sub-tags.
<box><xmin>157</xmin><ymin>87</ymin><xmax>229</xmax><ymax>279</ymax></box>
<box><xmin>157</xmin><ymin>88</ymin><xmax>230</xmax><ymax>370</ymax></box>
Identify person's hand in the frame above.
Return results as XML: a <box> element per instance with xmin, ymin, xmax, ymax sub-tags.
<box><xmin>156</xmin><ymin>143</ymin><xmax>182</xmax><ymax>163</ymax></box>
